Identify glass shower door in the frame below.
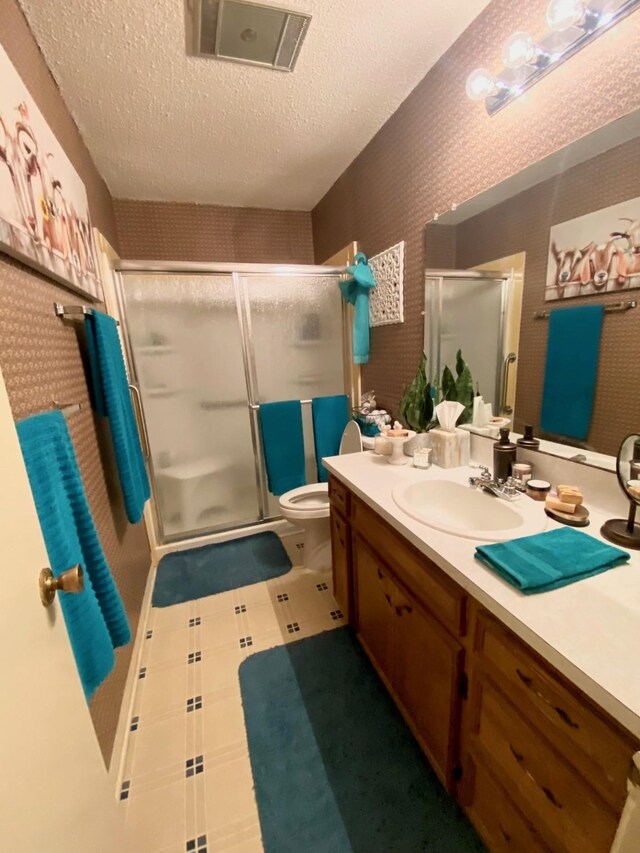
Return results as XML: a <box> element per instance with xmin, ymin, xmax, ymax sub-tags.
<box><xmin>238</xmin><ymin>273</ymin><xmax>345</xmax><ymax>517</ymax></box>
<box><xmin>425</xmin><ymin>273</ymin><xmax>508</xmax><ymax>413</ymax></box>
<box><xmin>121</xmin><ymin>272</ymin><xmax>260</xmax><ymax>540</ymax></box>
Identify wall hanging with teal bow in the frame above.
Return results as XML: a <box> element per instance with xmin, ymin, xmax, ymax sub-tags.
<box><xmin>339</xmin><ymin>252</ymin><xmax>376</xmax><ymax>365</ymax></box>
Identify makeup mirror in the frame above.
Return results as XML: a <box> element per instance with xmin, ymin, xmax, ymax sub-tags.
<box><xmin>601</xmin><ymin>433</ymin><xmax>640</xmax><ymax>549</ymax></box>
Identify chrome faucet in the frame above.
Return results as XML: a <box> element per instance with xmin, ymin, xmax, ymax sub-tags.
<box><xmin>468</xmin><ymin>466</ymin><xmax>522</xmax><ymax>501</ymax></box>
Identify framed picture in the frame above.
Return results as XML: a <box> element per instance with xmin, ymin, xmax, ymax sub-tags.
<box><xmin>0</xmin><ymin>44</ymin><xmax>102</xmax><ymax>301</ymax></box>
<box><xmin>545</xmin><ymin>196</ymin><xmax>640</xmax><ymax>301</ymax></box>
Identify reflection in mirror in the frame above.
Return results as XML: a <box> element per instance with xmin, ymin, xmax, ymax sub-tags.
<box><xmin>423</xmin><ymin>110</ymin><xmax>640</xmax><ymax>472</ymax></box>
<box><xmin>602</xmin><ymin>434</ymin><xmax>640</xmax><ymax>550</ymax></box>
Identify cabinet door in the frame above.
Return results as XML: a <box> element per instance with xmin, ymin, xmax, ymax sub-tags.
<box><xmin>353</xmin><ymin>536</ymin><xmax>394</xmax><ymax>677</ymax></box>
<box><xmin>393</xmin><ymin>584</ymin><xmax>464</xmax><ymax>788</ymax></box>
<box><xmin>330</xmin><ymin>508</ymin><xmax>351</xmax><ymax>620</ymax></box>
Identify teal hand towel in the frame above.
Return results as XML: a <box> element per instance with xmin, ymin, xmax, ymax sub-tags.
<box><xmin>540</xmin><ymin>304</ymin><xmax>604</xmax><ymax>441</ymax></box>
<box><xmin>17</xmin><ymin>411</ymin><xmax>130</xmax><ymax>700</ymax></box>
<box><xmin>259</xmin><ymin>400</ymin><xmax>306</xmax><ymax>496</ymax></box>
<box><xmin>311</xmin><ymin>395</ymin><xmax>349</xmax><ymax>482</ymax></box>
<box><xmin>85</xmin><ymin>310</ymin><xmax>150</xmax><ymax>523</ymax></box>
<box><xmin>475</xmin><ymin>527</ymin><xmax>629</xmax><ymax>594</ymax></box>
<box><xmin>340</xmin><ymin>252</ymin><xmax>376</xmax><ymax>365</ymax></box>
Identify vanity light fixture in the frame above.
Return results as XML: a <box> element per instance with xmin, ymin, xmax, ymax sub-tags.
<box><xmin>466</xmin><ymin>0</ymin><xmax>640</xmax><ymax>115</ymax></box>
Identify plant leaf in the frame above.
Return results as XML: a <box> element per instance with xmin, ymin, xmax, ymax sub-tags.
<box><xmin>441</xmin><ymin>365</ymin><xmax>456</xmax><ymax>401</ymax></box>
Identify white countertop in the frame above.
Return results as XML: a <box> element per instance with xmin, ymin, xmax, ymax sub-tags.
<box><xmin>324</xmin><ymin>451</ymin><xmax>640</xmax><ymax>739</ymax></box>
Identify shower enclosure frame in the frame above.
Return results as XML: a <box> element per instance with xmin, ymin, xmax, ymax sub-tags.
<box><xmin>113</xmin><ymin>261</ymin><xmax>350</xmax><ymax>546</ymax></box>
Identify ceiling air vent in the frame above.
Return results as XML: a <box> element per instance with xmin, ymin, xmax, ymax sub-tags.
<box><xmin>189</xmin><ymin>0</ymin><xmax>311</xmax><ymax>71</ymax></box>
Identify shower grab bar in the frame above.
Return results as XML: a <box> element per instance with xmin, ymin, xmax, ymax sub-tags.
<box><xmin>54</xmin><ymin>302</ymin><xmax>120</xmax><ymax>325</ymax></box>
<box><xmin>499</xmin><ymin>353</ymin><xmax>517</xmax><ymax>416</ymax></box>
<box><xmin>128</xmin><ymin>383</ymin><xmax>151</xmax><ymax>461</ymax></box>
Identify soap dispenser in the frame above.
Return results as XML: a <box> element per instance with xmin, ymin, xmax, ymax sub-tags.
<box><xmin>517</xmin><ymin>424</ymin><xmax>540</xmax><ymax>450</ymax></box>
<box><xmin>494</xmin><ymin>428</ymin><xmax>517</xmax><ymax>482</ymax></box>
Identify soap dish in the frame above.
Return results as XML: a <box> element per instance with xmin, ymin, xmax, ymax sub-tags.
<box><xmin>544</xmin><ymin>504</ymin><xmax>590</xmax><ymax>527</ymax></box>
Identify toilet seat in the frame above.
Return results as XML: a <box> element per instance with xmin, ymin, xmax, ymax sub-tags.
<box><xmin>278</xmin><ymin>483</ymin><xmax>330</xmax><ymax>520</ymax></box>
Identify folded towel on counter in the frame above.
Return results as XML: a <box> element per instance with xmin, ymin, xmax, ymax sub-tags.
<box><xmin>540</xmin><ymin>304</ymin><xmax>604</xmax><ymax>441</ymax></box>
<box><xmin>17</xmin><ymin>411</ymin><xmax>130</xmax><ymax>699</ymax></box>
<box><xmin>259</xmin><ymin>400</ymin><xmax>306</xmax><ymax>496</ymax></box>
<box><xmin>311</xmin><ymin>395</ymin><xmax>349</xmax><ymax>482</ymax></box>
<box><xmin>85</xmin><ymin>310</ymin><xmax>150</xmax><ymax>523</ymax></box>
<box><xmin>475</xmin><ymin>527</ymin><xmax>629</xmax><ymax>594</ymax></box>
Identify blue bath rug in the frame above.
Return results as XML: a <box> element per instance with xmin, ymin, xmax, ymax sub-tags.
<box><xmin>239</xmin><ymin>627</ymin><xmax>484</xmax><ymax>853</ymax></box>
<box><xmin>152</xmin><ymin>532</ymin><xmax>292</xmax><ymax>607</ymax></box>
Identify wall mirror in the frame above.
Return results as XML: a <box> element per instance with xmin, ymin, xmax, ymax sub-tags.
<box><xmin>423</xmin><ymin>108</ymin><xmax>640</xmax><ymax>472</ymax></box>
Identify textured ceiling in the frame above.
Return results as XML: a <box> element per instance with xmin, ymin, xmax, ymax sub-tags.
<box><xmin>18</xmin><ymin>0</ymin><xmax>490</xmax><ymax>209</ymax></box>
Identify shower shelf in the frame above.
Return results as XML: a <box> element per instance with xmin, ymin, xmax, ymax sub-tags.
<box><xmin>147</xmin><ymin>387</ymin><xmax>179</xmax><ymax>398</ymax></box>
<box><xmin>138</xmin><ymin>345</ymin><xmax>175</xmax><ymax>355</ymax></box>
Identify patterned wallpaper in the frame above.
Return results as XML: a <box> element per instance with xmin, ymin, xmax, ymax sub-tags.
<box><xmin>114</xmin><ymin>199</ymin><xmax>314</xmax><ymax>263</ymax></box>
<box><xmin>453</xmin><ymin>136</ymin><xmax>640</xmax><ymax>457</ymax></box>
<box><xmin>312</xmin><ymin>0</ymin><xmax>640</xmax><ymax>417</ymax></box>
<box><xmin>0</xmin><ymin>0</ymin><xmax>150</xmax><ymax>765</ymax></box>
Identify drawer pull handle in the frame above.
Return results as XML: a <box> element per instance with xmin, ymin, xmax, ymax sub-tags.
<box><xmin>554</xmin><ymin>706</ymin><xmax>579</xmax><ymax>730</ymax></box>
<box><xmin>516</xmin><ymin>669</ymin><xmax>580</xmax><ymax>731</ymax></box>
<box><xmin>395</xmin><ymin>604</ymin><xmax>413</xmax><ymax>616</ymax></box>
<box><xmin>510</xmin><ymin>744</ymin><xmax>564</xmax><ymax>811</ymax></box>
<box><xmin>542</xmin><ymin>786</ymin><xmax>563</xmax><ymax>809</ymax></box>
<box><xmin>516</xmin><ymin>668</ymin><xmax>533</xmax><ymax>688</ymax></box>
<box><xmin>377</xmin><ymin>567</ymin><xmax>384</xmax><ymax>580</ymax></box>
<box><xmin>500</xmin><ymin>827</ymin><xmax>511</xmax><ymax>843</ymax></box>
<box><xmin>384</xmin><ymin>592</ymin><xmax>392</xmax><ymax>607</ymax></box>
<box><xmin>509</xmin><ymin>744</ymin><xmax>525</xmax><ymax>764</ymax></box>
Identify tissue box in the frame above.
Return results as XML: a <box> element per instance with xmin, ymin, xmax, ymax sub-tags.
<box><xmin>430</xmin><ymin>428</ymin><xmax>470</xmax><ymax>469</ymax></box>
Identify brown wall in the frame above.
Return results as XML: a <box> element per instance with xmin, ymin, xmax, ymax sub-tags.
<box><xmin>312</xmin><ymin>0</ymin><xmax>640</xmax><ymax>417</ymax></box>
<box><xmin>0</xmin><ymin>0</ymin><xmax>150</xmax><ymax>765</ymax></box>
<box><xmin>114</xmin><ymin>199</ymin><xmax>314</xmax><ymax>263</ymax></box>
<box><xmin>452</xmin><ymin>137</ymin><xmax>640</xmax><ymax>457</ymax></box>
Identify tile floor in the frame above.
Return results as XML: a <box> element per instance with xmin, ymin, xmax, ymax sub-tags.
<box><xmin>120</xmin><ymin>542</ymin><xmax>345</xmax><ymax>853</ymax></box>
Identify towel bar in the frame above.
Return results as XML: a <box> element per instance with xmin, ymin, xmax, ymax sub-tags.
<box><xmin>250</xmin><ymin>400</ymin><xmax>312</xmax><ymax>410</ymax></box>
<box><xmin>54</xmin><ymin>302</ymin><xmax>120</xmax><ymax>325</ymax></box>
<box><xmin>52</xmin><ymin>400</ymin><xmax>84</xmax><ymax>417</ymax></box>
<box><xmin>534</xmin><ymin>300</ymin><xmax>637</xmax><ymax>319</ymax></box>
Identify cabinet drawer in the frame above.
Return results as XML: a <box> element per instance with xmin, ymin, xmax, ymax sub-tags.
<box><xmin>330</xmin><ymin>508</ymin><xmax>350</xmax><ymax>619</ymax></box>
<box><xmin>328</xmin><ymin>476</ymin><xmax>350</xmax><ymax>517</ymax></box>
<box><xmin>474</xmin><ymin>611</ymin><xmax>635</xmax><ymax>812</ymax></box>
<box><xmin>462</xmin><ymin>754</ymin><xmax>550</xmax><ymax>852</ymax></box>
<box><xmin>470</xmin><ymin>677</ymin><xmax>618</xmax><ymax>853</ymax></box>
<box><xmin>352</xmin><ymin>496</ymin><xmax>465</xmax><ymax>637</ymax></box>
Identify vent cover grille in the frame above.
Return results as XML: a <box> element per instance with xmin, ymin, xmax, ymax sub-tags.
<box><xmin>190</xmin><ymin>0</ymin><xmax>310</xmax><ymax>71</ymax></box>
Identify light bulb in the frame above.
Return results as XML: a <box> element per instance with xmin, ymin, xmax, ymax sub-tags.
<box><xmin>546</xmin><ymin>0</ymin><xmax>586</xmax><ymax>31</ymax></box>
<box><xmin>465</xmin><ymin>68</ymin><xmax>497</xmax><ymax>101</ymax></box>
<box><xmin>502</xmin><ymin>31</ymin><xmax>537</xmax><ymax>68</ymax></box>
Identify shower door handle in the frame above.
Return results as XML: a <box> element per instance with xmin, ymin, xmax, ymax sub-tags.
<box><xmin>129</xmin><ymin>383</ymin><xmax>151</xmax><ymax>462</ymax></box>
<box><xmin>500</xmin><ymin>353</ymin><xmax>517</xmax><ymax>416</ymax></box>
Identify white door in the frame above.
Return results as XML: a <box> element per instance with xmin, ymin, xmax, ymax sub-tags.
<box><xmin>0</xmin><ymin>365</ymin><xmax>132</xmax><ymax>853</ymax></box>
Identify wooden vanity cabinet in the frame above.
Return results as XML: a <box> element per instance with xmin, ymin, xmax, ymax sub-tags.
<box><xmin>327</xmin><ymin>476</ymin><xmax>638</xmax><ymax>852</ymax></box>
<box><xmin>347</xmin><ymin>489</ymin><xmax>467</xmax><ymax>791</ymax></box>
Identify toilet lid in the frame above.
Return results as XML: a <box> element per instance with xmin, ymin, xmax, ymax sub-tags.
<box><xmin>339</xmin><ymin>420</ymin><xmax>363</xmax><ymax>455</ymax></box>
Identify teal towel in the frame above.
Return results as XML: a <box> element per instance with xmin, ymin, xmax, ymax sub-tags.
<box><xmin>311</xmin><ymin>395</ymin><xmax>349</xmax><ymax>482</ymax></box>
<box><xmin>475</xmin><ymin>527</ymin><xmax>629</xmax><ymax>594</ymax></box>
<box><xmin>85</xmin><ymin>310</ymin><xmax>150</xmax><ymax>523</ymax></box>
<box><xmin>340</xmin><ymin>252</ymin><xmax>376</xmax><ymax>365</ymax></box>
<box><xmin>540</xmin><ymin>304</ymin><xmax>603</xmax><ymax>441</ymax></box>
<box><xmin>17</xmin><ymin>411</ymin><xmax>130</xmax><ymax>699</ymax></box>
<box><xmin>259</xmin><ymin>400</ymin><xmax>306</xmax><ymax>496</ymax></box>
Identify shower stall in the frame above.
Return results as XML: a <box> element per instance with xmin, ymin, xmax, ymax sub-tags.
<box><xmin>114</xmin><ymin>262</ymin><xmax>349</xmax><ymax>544</ymax></box>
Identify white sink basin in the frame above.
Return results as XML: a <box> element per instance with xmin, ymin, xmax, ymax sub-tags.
<box><xmin>392</xmin><ymin>479</ymin><xmax>547</xmax><ymax>542</ymax></box>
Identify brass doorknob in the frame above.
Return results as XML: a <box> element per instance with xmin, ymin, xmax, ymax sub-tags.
<box><xmin>39</xmin><ymin>565</ymin><xmax>84</xmax><ymax>607</ymax></box>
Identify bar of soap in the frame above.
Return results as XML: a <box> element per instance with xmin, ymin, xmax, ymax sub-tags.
<box><xmin>546</xmin><ymin>495</ymin><xmax>576</xmax><ymax>514</ymax></box>
<box><xmin>556</xmin><ymin>485</ymin><xmax>584</xmax><ymax>506</ymax></box>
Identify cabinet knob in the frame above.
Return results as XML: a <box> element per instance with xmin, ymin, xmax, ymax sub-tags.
<box><xmin>39</xmin><ymin>565</ymin><xmax>84</xmax><ymax>607</ymax></box>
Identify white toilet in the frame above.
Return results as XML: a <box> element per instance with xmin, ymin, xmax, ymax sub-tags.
<box><xmin>278</xmin><ymin>421</ymin><xmax>362</xmax><ymax>571</ymax></box>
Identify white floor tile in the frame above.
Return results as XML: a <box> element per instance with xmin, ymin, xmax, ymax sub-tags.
<box><xmin>120</xmin><ymin>535</ymin><xmax>342</xmax><ymax>853</ymax></box>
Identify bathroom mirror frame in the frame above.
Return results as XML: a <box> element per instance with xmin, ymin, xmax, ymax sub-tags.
<box><xmin>422</xmin><ymin>108</ymin><xmax>640</xmax><ymax>474</ymax></box>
